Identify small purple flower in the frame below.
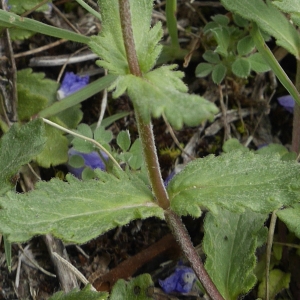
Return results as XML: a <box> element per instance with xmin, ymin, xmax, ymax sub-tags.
<box><xmin>277</xmin><ymin>95</ymin><xmax>295</xmax><ymax>113</ymax></box>
<box><xmin>67</xmin><ymin>148</ymin><xmax>108</xmax><ymax>179</ymax></box>
<box><xmin>159</xmin><ymin>265</ymin><xmax>196</xmax><ymax>294</ymax></box>
<box><xmin>57</xmin><ymin>72</ymin><xmax>89</xmax><ymax>100</ymax></box>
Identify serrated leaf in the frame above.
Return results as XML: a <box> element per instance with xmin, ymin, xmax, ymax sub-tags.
<box><xmin>167</xmin><ymin>151</ymin><xmax>300</xmax><ymax>217</ymax></box>
<box><xmin>195</xmin><ymin>63</ymin><xmax>214</xmax><ymax>77</ymax></box>
<box><xmin>212</xmin><ymin>63</ymin><xmax>227</xmax><ymax>84</ymax></box>
<box><xmin>0</xmin><ymin>172</ymin><xmax>163</xmax><ymax>243</ymax></box>
<box><xmin>203</xmin><ymin>209</ymin><xmax>267</xmax><ymax>299</ymax></box>
<box><xmin>8</xmin><ymin>28</ymin><xmax>34</xmax><ymax>40</ymax></box>
<box><xmin>232</xmin><ymin>57</ymin><xmax>251</xmax><ymax>78</ymax></box>
<box><xmin>36</xmin><ymin>122</ymin><xmax>68</xmax><ymax>168</ymax></box>
<box><xmin>117</xmin><ymin>130</ymin><xmax>131</xmax><ymax>152</ymax></box>
<box><xmin>89</xmin><ymin>0</ymin><xmax>162</xmax><ymax>75</ymax></box>
<box><xmin>220</xmin><ymin>0</ymin><xmax>300</xmax><ymax>58</ymax></box>
<box><xmin>49</xmin><ymin>284</ymin><xmax>108</xmax><ymax>300</ymax></box>
<box><xmin>0</xmin><ymin>119</ymin><xmax>46</xmax><ymax>195</ymax></box>
<box><xmin>237</xmin><ymin>35</ymin><xmax>255</xmax><ymax>55</ymax></box>
<box><xmin>112</xmin><ymin>65</ymin><xmax>218</xmax><ymax>129</ymax></box>
<box><xmin>276</xmin><ymin>204</ymin><xmax>300</xmax><ymax>239</ymax></box>
<box><xmin>247</xmin><ymin>53</ymin><xmax>271</xmax><ymax>73</ymax></box>
<box><xmin>258</xmin><ymin>269</ymin><xmax>290</xmax><ymax>299</ymax></box>
<box><xmin>110</xmin><ymin>274</ymin><xmax>154</xmax><ymax>300</ymax></box>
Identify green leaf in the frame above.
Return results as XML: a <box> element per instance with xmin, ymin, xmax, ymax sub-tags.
<box><xmin>128</xmin><ymin>139</ymin><xmax>143</xmax><ymax>170</ymax></box>
<box><xmin>272</xmin><ymin>0</ymin><xmax>300</xmax><ymax>27</ymax></box>
<box><xmin>167</xmin><ymin>151</ymin><xmax>300</xmax><ymax>217</ymax></box>
<box><xmin>247</xmin><ymin>53</ymin><xmax>271</xmax><ymax>73</ymax></box>
<box><xmin>112</xmin><ymin>65</ymin><xmax>218</xmax><ymax>129</ymax></box>
<box><xmin>17</xmin><ymin>69</ymin><xmax>59</xmax><ymax>121</ymax></box>
<box><xmin>258</xmin><ymin>269</ymin><xmax>290</xmax><ymax>299</ymax></box>
<box><xmin>72</xmin><ymin>124</ymin><xmax>94</xmax><ymax>153</ymax></box>
<box><xmin>237</xmin><ymin>35</ymin><xmax>255</xmax><ymax>55</ymax></box>
<box><xmin>89</xmin><ymin>0</ymin><xmax>162</xmax><ymax>75</ymax></box>
<box><xmin>211</xmin><ymin>14</ymin><xmax>230</xmax><ymax>26</ymax></box>
<box><xmin>68</xmin><ymin>155</ymin><xmax>85</xmax><ymax>168</ymax></box>
<box><xmin>220</xmin><ymin>0</ymin><xmax>300</xmax><ymax>58</ymax></box>
<box><xmin>110</xmin><ymin>274</ymin><xmax>154</xmax><ymax>300</ymax></box>
<box><xmin>36</xmin><ymin>121</ymin><xmax>69</xmax><ymax>168</ymax></box>
<box><xmin>276</xmin><ymin>204</ymin><xmax>300</xmax><ymax>239</ymax></box>
<box><xmin>0</xmin><ymin>119</ymin><xmax>46</xmax><ymax>195</ymax></box>
<box><xmin>203</xmin><ymin>209</ymin><xmax>267</xmax><ymax>299</ymax></box>
<box><xmin>212</xmin><ymin>63</ymin><xmax>227</xmax><ymax>84</ymax></box>
<box><xmin>195</xmin><ymin>63</ymin><xmax>214</xmax><ymax>77</ymax></box>
<box><xmin>117</xmin><ymin>130</ymin><xmax>131</xmax><ymax>152</ymax></box>
<box><xmin>49</xmin><ymin>285</ymin><xmax>108</xmax><ymax>300</ymax></box>
<box><xmin>0</xmin><ymin>172</ymin><xmax>163</xmax><ymax>243</ymax></box>
<box><xmin>232</xmin><ymin>57</ymin><xmax>251</xmax><ymax>78</ymax></box>
<box><xmin>203</xmin><ymin>50</ymin><xmax>221</xmax><ymax>64</ymax></box>
<box><xmin>8</xmin><ymin>0</ymin><xmax>51</xmax><ymax>14</ymax></box>
<box><xmin>94</xmin><ymin>126</ymin><xmax>113</xmax><ymax>146</ymax></box>
<box><xmin>222</xmin><ymin>138</ymin><xmax>249</xmax><ymax>153</ymax></box>
<box><xmin>211</xmin><ymin>27</ymin><xmax>230</xmax><ymax>57</ymax></box>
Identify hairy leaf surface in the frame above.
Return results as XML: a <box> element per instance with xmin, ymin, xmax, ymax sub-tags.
<box><xmin>89</xmin><ymin>0</ymin><xmax>162</xmax><ymax>75</ymax></box>
<box><xmin>0</xmin><ymin>119</ymin><xmax>46</xmax><ymax>195</ymax></box>
<box><xmin>167</xmin><ymin>151</ymin><xmax>300</xmax><ymax>217</ymax></box>
<box><xmin>203</xmin><ymin>209</ymin><xmax>267</xmax><ymax>299</ymax></box>
<box><xmin>272</xmin><ymin>0</ymin><xmax>300</xmax><ymax>27</ymax></box>
<box><xmin>0</xmin><ymin>172</ymin><xmax>163</xmax><ymax>243</ymax></box>
<box><xmin>111</xmin><ymin>66</ymin><xmax>218</xmax><ymax>129</ymax></box>
<box><xmin>220</xmin><ymin>0</ymin><xmax>300</xmax><ymax>58</ymax></box>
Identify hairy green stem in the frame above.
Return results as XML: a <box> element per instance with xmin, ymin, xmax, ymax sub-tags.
<box><xmin>118</xmin><ymin>1</ymin><xmax>224</xmax><ymax>299</ymax></box>
<box><xmin>118</xmin><ymin>0</ymin><xmax>169</xmax><ymax>209</ymax></box>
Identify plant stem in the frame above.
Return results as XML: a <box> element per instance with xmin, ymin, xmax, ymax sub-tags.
<box><xmin>118</xmin><ymin>0</ymin><xmax>169</xmax><ymax>209</ymax></box>
<box><xmin>118</xmin><ymin>1</ymin><xmax>224</xmax><ymax>299</ymax></box>
<box><xmin>292</xmin><ymin>59</ymin><xmax>300</xmax><ymax>154</ymax></box>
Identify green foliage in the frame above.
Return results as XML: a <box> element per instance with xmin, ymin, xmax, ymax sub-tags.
<box><xmin>8</xmin><ymin>0</ymin><xmax>51</xmax><ymax>14</ymax></box>
<box><xmin>0</xmin><ymin>119</ymin><xmax>46</xmax><ymax>195</ymax></box>
<box><xmin>203</xmin><ymin>208</ymin><xmax>267</xmax><ymax>299</ymax></box>
<box><xmin>111</xmin><ymin>66</ymin><xmax>218</xmax><ymax>129</ymax></box>
<box><xmin>257</xmin><ymin>269</ymin><xmax>290</xmax><ymax>299</ymax></box>
<box><xmin>117</xmin><ymin>130</ymin><xmax>131</xmax><ymax>152</ymax></box>
<box><xmin>110</xmin><ymin>274</ymin><xmax>154</xmax><ymax>300</ymax></box>
<box><xmin>196</xmin><ymin>14</ymin><xmax>270</xmax><ymax>84</ymax></box>
<box><xmin>272</xmin><ymin>0</ymin><xmax>300</xmax><ymax>27</ymax></box>
<box><xmin>49</xmin><ymin>285</ymin><xmax>108</xmax><ymax>300</ymax></box>
<box><xmin>220</xmin><ymin>0</ymin><xmax>300</xmax><ymax>59</ymax></box>
<box><xmin>167</xmin><ymin>151</ymin><xmax>300</xmax><ymax>217</ymax></box>
<box><xmin>276</xmin><ymin>204</ymin><xmax>300</xmax><ymax>239</ymax></box>
<box><xmin>89</xmin><ymin>0</ymin><xmax>218</xmax><ymax>129</ymax></box>
<box><xmin>0</xmin><ymin>171</ymin><xmax>163</xmax><ymax>243</ymax></box>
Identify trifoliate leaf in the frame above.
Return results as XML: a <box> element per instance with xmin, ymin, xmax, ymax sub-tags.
<box><xmin>232</xmin><ymin>57</ymin><xmax>251</xmax><ymax>78</ymax></box>
<box><xmin>247</xmin><ymin>53</ymin><xmax>271</xmax><ymax>73</ymax></box>
<box><xmin>276</xmin><ymin>204</ymin><xmax>300</xmax><ymax>239</ymax></box>
<box><xmin>110</xmin><ymin>274</ymin><xmax>154</xmax><ymax>300</ymax></box>
<box><xmin>0</xmin><ymin>119</ymin><xmax>46</xmax><ymax>195</ymax></box>
<box><xmin>203</xmin><ymin>208</ymin><xmax>267</xmax><ymax>299</ymax></box>
<box><xmin>49</xmin><ymin>285</ymin><xmax>108</xmax><ymax>300</ymax></box>
<box><xmin>89</xmin><ymin>0</ymin><xmax>162</xmax><ymax>75</ymax></box>
<box><xmin>0</xmin><ymin>172</ymin><xmax>163</xmax><ymax>244</ymax></box>
<box><xmin>258</xmin><ymin>269</ymin><xmax>290</xmax><ymax>299</ymax></box>
<box><xmin>117</xmin><ymin>130</ymin><xmax>131</xmax><ymax>152</ymax></box>
<box><xmin>167</xmin><ymin>151</ymin><xmax>300</xmax><ymax>217</ymax></box>
<box><xmin>203</xmin><ymin>50</ymin><xmax>221</xmax><ymax>64</ymax></box>
<box><xmin>237</xmin><ymin>35</ymin><xmax>255</xmax><ymax>55</ymax></box>
<box><xmin>211</xmin><ymin>27</ymin><xmax>230</xmax><ymax>57</ymax></box>
<box><xmin>220</xmin><ymin>0</ymin><xmax>300</xmax><ymax>58</ymax></box>
<box><xmin>112</xmin><ymin>65</ymin><xmax>218</xmax><ymax>129</ymax></box>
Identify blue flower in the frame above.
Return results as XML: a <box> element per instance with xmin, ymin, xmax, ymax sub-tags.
<box><xmin>159</xmin><ymin>265</ymin><xmax>196</xmax><ymax>294</ymax></box>
<box><xmin>277</xmin><ymin>95</ymin><xmax>295</xmax><ymax>113</ymax></box>
<box><xmin>57</xmin><ymin>72</ymin><xmax>89</xmax><ymax>100</ymax></box>
<box><xmin>67</xmin><ymin>148</ymin><xmax>108</xmax><ymax>179</ymax></box>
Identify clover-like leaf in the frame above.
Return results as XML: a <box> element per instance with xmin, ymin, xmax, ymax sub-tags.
<box><xmin>167</xmin><ymin>151</ymin><xmax>300</xmax><ymax>217</ymax></box>
<box><xmin>112</xmin><ymin>65</ymin><xmax>218</xmax><ymax>129</ymax></box>
<box><xmin>0</xmin><ymin>119</ymin><xmax>46</xmax><ymax>195</ymax></box>
<box><xmin>232</xmin><ymin>57</ymin><xmax>251</xmax><ymax>78</ymax></box>
<box><xmin>247</xmin><ymin>53</ymin><xmax>271</xmax><ymax>73</ymax></box>
<box><xmin>0</xmin><ymin>172</ymin><xmax>163</xmax><ymax>244</ymax></box>
<box><xmin>89</xmin><ymin>0</ymin><xmax>162</xmax><ymax>75</ymax></box>
<box><xmin>203</xmin><ymin>208</ymin><xmax>267</xmax><ymax>299</ymax></box>
<box><xmin>220</xmin><ymin>0</ymin><xmax>300</xmax><ymax>58</ymax></box>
